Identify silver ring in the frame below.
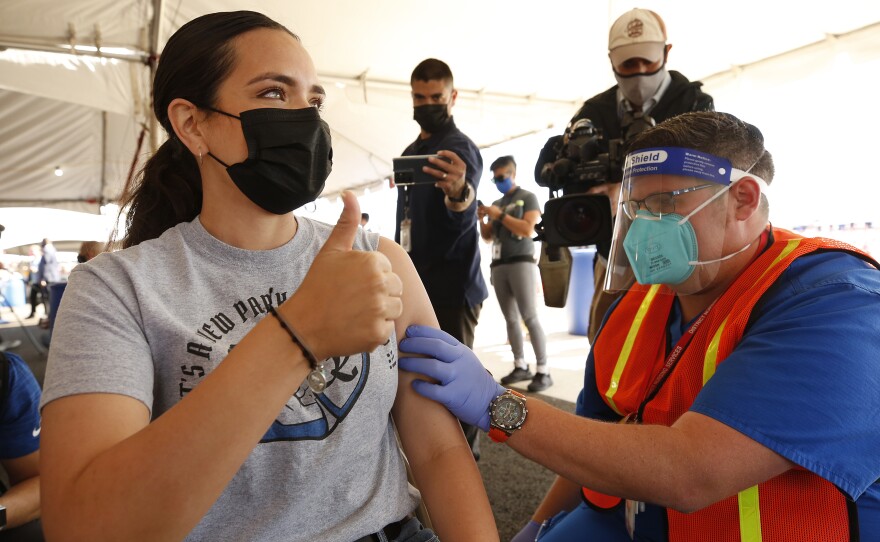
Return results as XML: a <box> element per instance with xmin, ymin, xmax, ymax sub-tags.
<box><xmin>442</xmin><ymin>172</ymin><xmax>448</xmax><ymax>179</ymax></box>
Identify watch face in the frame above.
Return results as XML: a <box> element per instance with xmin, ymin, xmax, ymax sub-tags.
<box><xmin>492</xmin><ymin>394</ymin><xmax>527</xmax><ymax>430</ymax></box>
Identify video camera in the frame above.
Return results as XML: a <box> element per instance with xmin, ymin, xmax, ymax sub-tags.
<box><xmin>538</xmin><ymin>118</ymin><xmax>625</xmax><ymax>195</ymax></box>
<box><xmin>533</xmin><ymin>113</ymin><xmax>655</xmax><ymax>307</ymax></box>
<box><xmin>534</xmin><ymin>114</ymin><xmax>656</xmax><ymax>248</ymax></box>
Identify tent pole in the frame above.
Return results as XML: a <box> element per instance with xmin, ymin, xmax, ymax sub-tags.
<box><xmin>148</xmin><ymin>0</ymin><xmax>165</xmax><ymax>154</ymax></box>
<box><xmin>0</xmin><ymin>35</ymin><xmax>148</xmax><ymax>63</ymax></box>
<box><xmin>100</xmin><ymin>111</ymin><xmax>107</xmax><ymax>210</ymax></box>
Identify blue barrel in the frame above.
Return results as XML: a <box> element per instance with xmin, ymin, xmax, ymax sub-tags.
<box><xmin>1</xmin><ymin>278</ymin><xmax>26</xmax><ymax>307</ymax></box>
<box><xmin>48</xmin><ymin>281</ymin><xmax>68</xmax><ymax>329</ymax></box>
<box><xmin>566</xmin><ymin>248</ymin><xmax>596</xmax><ymax>336</ymax></box>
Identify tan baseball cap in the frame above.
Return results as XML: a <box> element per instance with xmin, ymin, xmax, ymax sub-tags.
<box><xmin>608</xmin><ymin>8</ymin><xmax>667</xmax><ymax>67</ymax></box>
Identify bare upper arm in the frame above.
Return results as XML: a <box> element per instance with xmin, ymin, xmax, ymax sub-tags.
<box><xmin>41</xmin><ymin>394</ymin><xmax>150</xmax><ymax>493</ymax></box>
<box><xmin>523</xmin><ymin>209</ymin><xmax>541</xmax><ymax>228</ymax></box>
<box><xmin>377</xmin><ymin>238</ymin><xmax>464</xmax><ymax>463</ymax></box>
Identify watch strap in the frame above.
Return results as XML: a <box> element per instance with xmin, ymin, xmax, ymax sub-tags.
<box><xmin>488</xmin><ymin>426</ymin><xmax>511</xmax><ymax>444</ymax></box>
<box><xmin>447</xmin><ymin>181</ymin><xmax>470</xmax><ymax>203</ymax></box>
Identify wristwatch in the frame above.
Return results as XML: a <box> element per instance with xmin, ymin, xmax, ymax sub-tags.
<box><xmin>0</xmin><ymin>504</ymin><xmax>6</xmax><ymax>531</ymax></box>
<box><xmin>488</xmin><ymin>389</ymin><xmax>528</xmax><ymax>443</ymax></box>
<box><xmin>447</xmin><ymin>181</ymin><xmax>470</xmax><ymax>203</ymax></box>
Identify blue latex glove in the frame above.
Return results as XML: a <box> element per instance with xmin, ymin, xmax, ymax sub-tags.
<box><xmin>398</xmin><ymin>325</ymin><xmax>505</xmax><ymax>431</ymax></box>
<box><xmin>510</xmin><ymin>520</ymin><xmax>542</xmax><ymax>542</ymax></box>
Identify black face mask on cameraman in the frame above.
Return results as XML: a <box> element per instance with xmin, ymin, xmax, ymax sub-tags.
<box><xmin>413</xmin><ymin>104</ymin><xmax>452</xmax><ymax>134</ymax></box>
<box><xmin>206</xmin><ymin>106</ymin><xmax>333</xmax><ymax>215</ymax></box>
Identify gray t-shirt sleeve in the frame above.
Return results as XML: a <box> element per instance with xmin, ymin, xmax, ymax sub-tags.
<box><xmin>40</xmin><ymin>261</ymin><xmax>155</xmax><ymax>413</ymax></box>
<box><xmin>522</xmin><ymin>191</ymin><xmax>541</xmax><ymax>214</ymax></box>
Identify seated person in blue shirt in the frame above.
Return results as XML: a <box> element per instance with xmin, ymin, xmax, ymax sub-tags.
<box><xmin>0</xmin><ymin>351</ymin><xmax>42</xmax><ymax>539</ymax></box>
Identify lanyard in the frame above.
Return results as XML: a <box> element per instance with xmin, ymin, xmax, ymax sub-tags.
<box><xmin>632</xmin><ymin>299</ymin><xmax>715</xmax><ymax>423</ymax></box>
<box><xmin>402</xmin><ymin>185</ymin><xmax>411</xmax><ymax>219</ymax></box>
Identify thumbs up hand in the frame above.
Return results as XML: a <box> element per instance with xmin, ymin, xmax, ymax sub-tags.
<box><xmin>281</xmin><ymin>191</ymin><xmax>403</xmax><ymax>360</ymax></box>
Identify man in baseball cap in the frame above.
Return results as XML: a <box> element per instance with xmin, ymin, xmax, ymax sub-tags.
<box><xmin>608</xmin><ymin>8</ymin><xmax>672</xmax><ymax>107</ymax></box>
<box><xmin>534</xmin><ymin>7</ymin><xmax>715</xmax><ymax>350</ymax></box>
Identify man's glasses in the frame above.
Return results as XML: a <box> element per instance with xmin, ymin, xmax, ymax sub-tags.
<box><xmin>622</xmin><ymin>184</ymin><xmax>716</xmax><ymax>219</ymax></box>
<box><xmin>492</xmin><ymin>175</ymin><xmax>507</xmax><ymax>184</ymax></box>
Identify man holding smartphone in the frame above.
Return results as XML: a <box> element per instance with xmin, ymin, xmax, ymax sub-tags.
<box><xmin>395</xmin><ymin>58</ymin><xmax>487</xmax><ymax>458</ymax></box>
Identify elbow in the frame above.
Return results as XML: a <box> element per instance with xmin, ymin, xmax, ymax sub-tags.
<box><xmin>666</xmin><ymin>495</ymin><xmax>705</xmax><ymax>515</ymax></box>
<box><xmin>662</xmin><ymin>481</ymin><xmax>725</xmax><ymax>514</ymax></box>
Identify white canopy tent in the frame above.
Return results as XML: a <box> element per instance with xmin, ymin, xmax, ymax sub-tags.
<box><xmin>1</xmin><ymin>0</ymin><xmax>880</xmax><ymax>247</ymax></box>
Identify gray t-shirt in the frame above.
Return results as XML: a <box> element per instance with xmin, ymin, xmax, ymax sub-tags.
<box><xmin>41</xmin><ymin>216</ymin><xmax>419</xmax><ymax>541</ymax></box>
<box><xmin>491</xmin><ymin>186</ymin><xmax>541</xmax><ymax>262</ymax></box>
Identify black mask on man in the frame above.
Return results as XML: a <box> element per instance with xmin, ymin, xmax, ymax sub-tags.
<box><xmin>413</xmin><ymin>104</ymin><xmax>451</xmax><ymax>134</ymax></box>
<box><xmin>206</xmin><ymin>107</ymin><xmax>333</xmax><ymax>215</ymax></box>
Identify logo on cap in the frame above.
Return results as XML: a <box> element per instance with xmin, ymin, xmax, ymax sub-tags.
<box><xmin>626</xmin><ymin>19</ymin><xmax>645</xmax><ymax>38</ymax></box>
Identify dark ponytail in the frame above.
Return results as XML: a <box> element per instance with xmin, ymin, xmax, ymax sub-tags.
<box><xmin>118</xmin><ymin>11</ymin><xmax>297</xmax><ymax>248</ymax></box>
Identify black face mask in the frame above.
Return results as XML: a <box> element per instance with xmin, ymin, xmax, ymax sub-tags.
<box><xmin>207</xmin><ymin>107</ymin><xmax>333</xmax><ymax>215</ymax></box>
<box><xmin>413</xmin><ymin>104</ymin><xmax>451</xmax><ymax>134</ymax></box>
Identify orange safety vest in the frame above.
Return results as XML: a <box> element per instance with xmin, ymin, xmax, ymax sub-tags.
<box><xmin>584</xmin><ymin>228</ymin><xmax>877</xmax><ymax>541</ymax></box>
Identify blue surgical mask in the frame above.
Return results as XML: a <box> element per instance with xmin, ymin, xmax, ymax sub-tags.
<box><xmin>623</xmin><ymin>211</ymin><xmax>698</xmax><ymax>285</ymax></box>
<box><xmin>494</xmin><ymin>176</ymin><xmax>513</xmax><ymax>194</ymax></box>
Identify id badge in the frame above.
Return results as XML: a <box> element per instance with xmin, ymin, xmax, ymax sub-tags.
<box><xmin>621</xmin><ymin>413</ymin><xmax>641</xmax><ymax>539</ymax></box>
<box><xmin>625</xmin><ymin>498</ymin><xmax>644</xmax><ymax>539</ymax></box>
<box><xmin>492</xmin><ymin>241</ymin><xmax>502</xmax><ymax>260</ymax></box>
<box><xmin>399</xmin><ymin>218</ymin><xmax>412</xmax><ymax>252</ymax></box>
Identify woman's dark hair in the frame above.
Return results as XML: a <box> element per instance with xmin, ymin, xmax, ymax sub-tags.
<box><xmin>117</xmin><ymin>11</ymin><xmax>297</xmax><ymax>248</ymax></box>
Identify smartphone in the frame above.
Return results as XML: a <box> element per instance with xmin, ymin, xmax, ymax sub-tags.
<box><xmin>393</xmin><ymin>154</ymin><xmax>443</xmax><ymax>186</ymax></box>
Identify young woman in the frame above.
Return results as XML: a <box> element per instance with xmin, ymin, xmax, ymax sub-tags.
<box><xmin>39</xmin><ymin>11</ymin><xmax>497</xmax><ymax>542</ymax></box>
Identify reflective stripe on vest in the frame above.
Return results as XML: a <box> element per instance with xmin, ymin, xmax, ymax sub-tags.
<box><xmin>605</xmin><ymin>284</ymin><xmax>662</xmax><ymax>415</ymax></box>
<box><xmin>706</xmin><ymin>239</ymin><xmax>806</xmax><ymax>541</ymax></box>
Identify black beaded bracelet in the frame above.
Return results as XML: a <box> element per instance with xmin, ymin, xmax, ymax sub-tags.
<box><xmin>267</xmin><ymin>304</ymin><xmax>320</xmax><ymax>370</ymax></box>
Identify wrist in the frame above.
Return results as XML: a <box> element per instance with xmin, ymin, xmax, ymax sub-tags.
<box><xmin>268</xmin><ymin>304</ymin><xmax>320</xmax><ymax>369</ymax></box>
<box><xmin>446</xmin><ymin>181</ymin><xmax>470</xmax><ymax>203</ymax></box>
<box><xmin>478</xmin><ymin>384</ymin><xmax>506</xmax><ymax>432</ymax></box>
<box><xmin>271</xmin><ymin>303</ymin><xmax>334</xmax><ymax>394</ymax></box>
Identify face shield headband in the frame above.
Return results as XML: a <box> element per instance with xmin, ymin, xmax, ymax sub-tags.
<box><xmin>604</xmin><ymin>147</ymin><xmax>767</xmax><ymax>292</ymax></box>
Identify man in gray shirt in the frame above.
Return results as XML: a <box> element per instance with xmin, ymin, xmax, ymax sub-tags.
<box><xmin>477</xmin><ymin>156</ymin><xmax>551</xmax><ymax>392</ymax></box>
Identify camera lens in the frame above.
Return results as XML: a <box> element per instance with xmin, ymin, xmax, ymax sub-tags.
<box><xmin>558</xmin><ymin>197</ymin><xmax>603</xmax><ymax>245</ymax></box>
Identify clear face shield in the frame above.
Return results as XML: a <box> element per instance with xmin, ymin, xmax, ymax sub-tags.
<box><xmin>604</xmin><ymin>147</ymin><xmax>767</xmax><ymax>296</ymax></box>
